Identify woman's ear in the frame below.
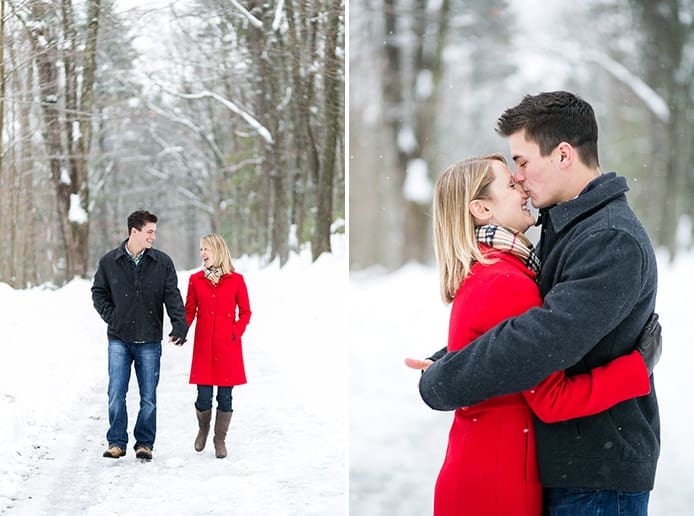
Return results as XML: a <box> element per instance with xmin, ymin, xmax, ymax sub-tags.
<box><xmin>469</xmin><ymin>199</ymin><xmax>493</xmax><ymax>223</ymax></box>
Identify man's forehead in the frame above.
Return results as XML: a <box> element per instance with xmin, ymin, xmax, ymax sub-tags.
<box><xmin>509</xmin><ymin>137</ymin><xmax>538</xmax><ymax>161</ymax></box>
<box><xmin>510</xmin><ymin>148</ymin><xmax>530</xmax><ymax>162</ymax></box>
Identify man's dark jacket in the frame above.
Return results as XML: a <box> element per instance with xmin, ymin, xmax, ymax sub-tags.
<box><xmin>92</xmin><ymin>240</ymin><xmax>188</xmax><ymax>343</ymax></box>
<box><xmin>420</xmin><ymin>173</ymin><xmax>659</xmax><ymax>491</ymax></box>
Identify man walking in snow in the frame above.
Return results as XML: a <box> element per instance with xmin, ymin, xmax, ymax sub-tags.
<box><xmin>92</xmin><ymin>210</ymin><xmax>188</xmax><ymax>461</ymax></box>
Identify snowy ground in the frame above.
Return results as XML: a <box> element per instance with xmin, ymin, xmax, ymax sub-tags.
<box><xmin>0</xmin><ymin>237</ymin><xmax>346</xmax><ymax>516</ymax></box>
<box><xmin>350</xmin><ymin>251</ymin><xmax>694</xmax><ymax>516</ymax></box>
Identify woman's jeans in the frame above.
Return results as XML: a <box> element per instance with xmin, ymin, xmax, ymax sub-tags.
<box><xmin>545</xmin><ymin>488</ymin><xmax>649</xmax><ymax>516</ymax></box>
<box><xmin>107</xmin><ymin>339</ymin><xmax>161</xmax><ymax>450</ymax></box>
<box><xmin>195</xmin><ymin>385</ymin><xmax>233</xmax><ymax>412</ymax></box>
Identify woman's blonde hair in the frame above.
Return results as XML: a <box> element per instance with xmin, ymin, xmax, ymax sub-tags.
<box><xmin>433</xmin><ymin>154</ymin><xmax>506</xmax><ymax>303</ymax></box>
<box><xmin>201</xmin><ymin>233</ymin><xmax>236</xmax><ymax>274</ymax></box>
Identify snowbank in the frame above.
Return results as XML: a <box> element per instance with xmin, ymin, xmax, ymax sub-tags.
<box><xmin>350</xmin><ymin>251</ymin><xmax>694</xmax><ymax>516</ymax></box>
<box><xmin>1</xmin><ymin>236</ymin><xmax>346</xmax><ymax>515</ymax></box>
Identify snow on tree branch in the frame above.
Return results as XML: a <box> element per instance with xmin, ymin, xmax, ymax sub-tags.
<box><xmin>175</xmin><ymin>184</ymin><xmax>215</xmax><ymax>214</ymax></box>
<box><xmin>523</xmin><ymin>39</ymin><xmax>671</xmax><ymax>124</ymax></box>
<box><xmin>229</xmin><ymin>0</ymin><xmax>264</xmax><ymax>29</ymax></box>
<box><xmin>167</xmin><ymin>89</ymin><xmax>274</xmax><ymax>144</ymax></box>
<box><xmin>272</xmin><ymin>0</ymin><xmax>285</xmax><ymax>32</ymax></box>
<box><xmin>584</xmin><ymin>50</ymin><xmax>670</xmax><ymax>124</ymax></box>
<box><xmin>144</xmin><ymin>100</ymin><xmax>227</xmax><ymax>163</ymax></box>
<box><xmin>144</xmin><ymin>166</ymin><xmax>214</xmax><ymax>214</ymax></box>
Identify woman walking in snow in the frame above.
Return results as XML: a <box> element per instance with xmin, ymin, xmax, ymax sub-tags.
<box><xmin>184</xmin><ymin>233</ymin><xmax>251</xmax><ymax>458</ymax></box>
<box><xmin>406</xmin><ymin>155</ymin><xmax>660</xmax><ymax>515</ymax></box>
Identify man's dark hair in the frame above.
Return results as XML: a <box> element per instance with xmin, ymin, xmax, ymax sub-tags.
<box><xmin>127</xmin><ymin>210</ymin><xmax>158</xmax><ymax>234</ymax></box>
<box><xmin>496</xmin><ymin>91</ymin><xmax>600</xmax><ymax>168</ymax></box>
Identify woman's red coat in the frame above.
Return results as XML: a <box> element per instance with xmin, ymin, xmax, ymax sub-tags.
<box><xmin>185</xmin><ymin>271</ymin><xmax>251</xmax><ymax>386</ymax></box>
<box><xmin>433</xmin><ymin>245</ymin><xmax>650</xmax><ymax>516</ymax></box>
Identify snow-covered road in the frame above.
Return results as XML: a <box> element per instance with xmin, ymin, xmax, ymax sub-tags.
<box><xmin>1</xmin><ymin>241</ymin><xmax>346</xmax><ymax>516</ymax></box>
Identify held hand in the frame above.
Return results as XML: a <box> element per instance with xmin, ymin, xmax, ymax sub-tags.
<box><xmin>404</xmin><ymin>358</ymin><xmax>433</xmax><ymax>371</ymax></box>
<box><xmin>169</xmin><ymin>336</ymin><xmax>187</xmax><ymax>346</ymax></box>
<box><xmin>635</xmin><ymin>313</ymin><xmax>662</xmax><ymax>375</ymax></box>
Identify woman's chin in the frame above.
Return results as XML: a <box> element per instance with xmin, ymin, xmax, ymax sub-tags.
<box><xmin>519</xmin><ymin>221</ymin><xmax>534</xmax><ymax>233</ymax></box>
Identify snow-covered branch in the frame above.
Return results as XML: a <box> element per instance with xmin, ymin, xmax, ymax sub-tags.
<box><xmin>584</xmin><ymin>50</ymin><xmax>670</xmax><ymax>124</ymax></box>
<box><xmin>166</xmin><ymin>89</ymin><xmax>274</xmax><ymax>144</ymax></box>
<box><xmin>526</xmin><ymin>39</ymin><xmax>671</xmax><ymax>124</ymax></box>
<box><xmin>175</xmin><ymin>184</ymin><xmax>215</xmax><ymax>214</ymax></box>
<box><xmin>229</xmin><ymin>0</ymin><xmax>263</xmax><ymax>29</ymax></box>
<box><xmin>144</xmin><ymin>166</ymin><xmax>214</xmax><ymax>214</ymax></box>
<box><xmin>144</xmin><ymin>99</ymin><xmax>228</xmax><ymax>164</ymax></box>
<box><xmin>227</xmin><ymin>156</ymin><xmax>263</xmax><ymax>173</ymax></box>
<box><xmin>272</xmin><ymin>0</ymin><xmax>285</xmax><ymax>32</ymax></box>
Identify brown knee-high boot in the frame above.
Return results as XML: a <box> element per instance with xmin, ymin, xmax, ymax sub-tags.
<box><xmin>195</xmin><ymin>408</ymin><xmax>212</xmax><ymax>452</ymax></box>
<box><xmin>213</xmin><ymin>409</ymin><xmax>233</xmax><ymax>458</ymax></box>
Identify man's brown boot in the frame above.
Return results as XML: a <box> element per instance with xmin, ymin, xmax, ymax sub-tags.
<box><xmin>103</xmin><ymin>445</ymin><xmax>125</xmax><ymax>459</ymax></box>
<box><xmin>135</xmin><ymin>445</ymin><xmax>152</xmax><ymax>460</ymax></box>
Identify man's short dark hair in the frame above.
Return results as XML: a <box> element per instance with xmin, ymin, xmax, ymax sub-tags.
<box><xmin>496</xmin><ymin>91</ymin><xmax>600</xmax><ymax>168</ymax></box>
<box><xmin>127</xmin><ymin>210</ymin><xmax>158</xmax><ymax>234</ymax></box>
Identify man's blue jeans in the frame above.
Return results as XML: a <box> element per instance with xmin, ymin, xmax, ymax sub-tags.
<box><xmin>545</xmin><ymin>488</ymin><xmax>649</xmax><ymax>515</ymax></box>
<box><xmin>107</xmin><ymin>339</ymin><xmax>161</xmax><ymax>450</ymax></box>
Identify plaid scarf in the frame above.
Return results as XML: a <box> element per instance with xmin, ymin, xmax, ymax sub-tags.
<box><xmin>204</xmin><ymin>266</ymin><xmax>223</xmax><ymax>285</ymax></box>
<box><xmin>475</xmin><ymin>224</ymin><xmax>541</xmax><ymax>277</ymax></box>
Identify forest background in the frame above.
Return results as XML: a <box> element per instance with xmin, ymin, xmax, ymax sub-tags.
<box><xmin>0</xmin><ymin>0</ymin><xmax>344</xmax><ymax>287</ymax></box>
<box><xmin>350</xmin><ymin>0</ymin><xmax>694</xmax><ymax>269</ymax></box>
<box><xmin>349</xmin><ymin>2</ymin><xmax>694</xmax><ymax>514</ymax></box>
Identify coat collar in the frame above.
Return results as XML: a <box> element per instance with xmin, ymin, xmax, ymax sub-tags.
<box><xmin>193</xmin><ymin>269</ymin><xmax>233</xmax><ymax>283</ymax></box>
<box><xmin>541</xmin><ymin>172</ymin><xmax>628</xmax><ymax>233</ymax></box>
<box><xmin>114</xmin><ymin>239</ymin><xmax>158</xmax><ymax>262</ymax></box>
<box><xmin>479</xmin><ymin>243</ymin><xmax>537</xmax><ymax>281</ymax></box>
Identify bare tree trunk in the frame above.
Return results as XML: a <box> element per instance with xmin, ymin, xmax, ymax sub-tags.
<box><xmin>311</xmin><ymin>0</ymin><xmax>342</xmax><ymax>260</ymax></box>
<box><xmin>246</xmin><ymin>1</ymin><xmax>288</xmax><ymax>265</ymax></box>
<box><xmin>245</xmin><ymin>4</ymin><xmax>272</xmax><ymax>259</ymax></box>
<box><xmin>26</xmin><ymin>7</ymin><xmax>71</xmax><ymax>278</ymax></box>
<box><xmin>14</xmin><ymin>0</ymin><xmax>100</xmax><ymax>281</ymax></box>
<box><xmin>0</xmin><ymin>0</ymin><xmax>10</xmax><ymax>283</ymax></box>
<box><xmin>68</xmin><ymin>0</ymin><xmax>100</xmax><ymax>277</ymax></box>
<box><xmin>381</xmin><ymin>0</ymin><xmax>449</xmax><ymax>266</ymax></box>
<box><xmin>661</xmin><ymin>83</ymin><xmax>690</xmax><ymax>255</ymax></box>
<box><xmin>630</xmin><ymin>0</ymin><xmax>692</xmax><ymax>258</ymax></box>
<box><xmin>0</xmin><ymin>0</ymin><xmax>4</xmax><ymax>180</ymax></box>
<box><xmin>285</xmin><ymin>0</ymin><xmax>320</xmax><ymax>250</ymax></box>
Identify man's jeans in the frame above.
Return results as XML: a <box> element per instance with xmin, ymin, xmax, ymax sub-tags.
<box><xmin>545</xmin><ymin>488</ymin><xmax>649</xmax><ymax>516</ymax></box>
<box><xmin>107</xmin><ymin>339</ymin><xmax>161</xmax><ymax>450</ymax></box>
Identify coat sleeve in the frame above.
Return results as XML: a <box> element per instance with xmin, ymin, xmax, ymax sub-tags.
<box><xmin>163</xmin><ymin>258</ymin><xmax>188</xmax><ymax>339</ymax></box>
<box><xmin>419</xmin><ymin>230</ymin><xmax>648</xmax><ymax>411</ymax></box>
<box><xmin>426</xmin><ymin>346</ymin><xmax>448</xmax><ymax>362</ymax></box>
<box><xmin>523</xmin><ymin>350</ymin><xmax>651</xmax><ymax>423</ymax></box>
<box><xmin>91</xmin><ymin>258</ymin><xmax>115</xmax><ymax>325</ymax></box>
<box><xmin>185</xmin><ymin>275</ymin><xmax>197</xmax><ymax>327</ymax></box>
<box><xmin>233</xmin><ymin>275</ymin><xmax>251</xmax><ymax>337</ymax></box>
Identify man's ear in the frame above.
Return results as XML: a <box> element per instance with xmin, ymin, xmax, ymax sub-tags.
<box><xmin>557</xmin><ymin>141</ymin><xmax>573</xmax><ymax>168</ymax></box>
<box><xmin>469</xmin><ymin>199</ymin><xmax>492</xmax><ymax>223</ymax></box>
